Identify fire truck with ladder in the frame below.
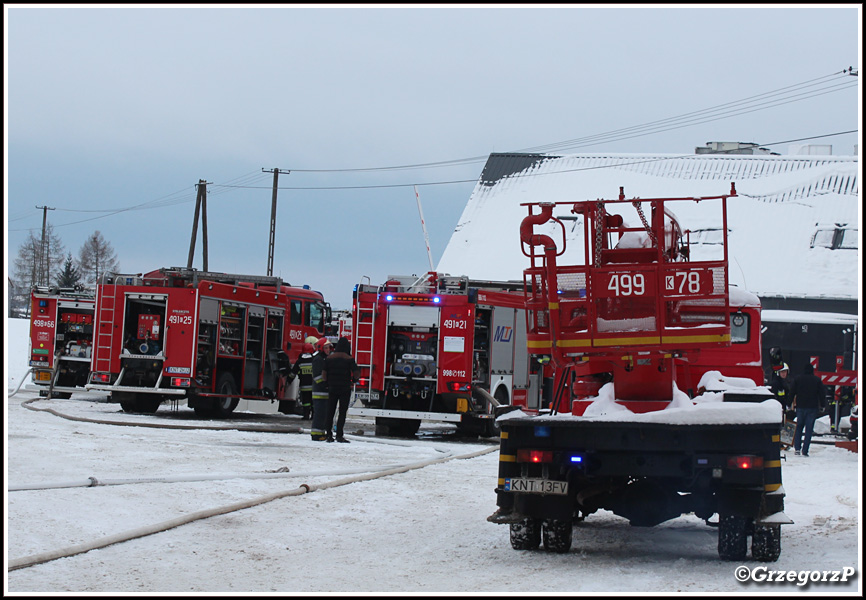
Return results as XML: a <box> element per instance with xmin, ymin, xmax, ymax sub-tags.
<box><xmin>489</xmin><ymin>184</ymin><xmax>791</xmax><ymax>562</ymax></box>
<box><xmin>28</xmin><ymin>286</ymin><xmax>96</xmax><ymax>398</ymax></box>
<box><xmin>350</xmin><ymin>273</ymin><xmax>548</xmax><ymax>437</ymax></box>
<box><xmin>86</xmin><ymin>267</ymin><xmax>330</xmax><ymax>417</ymax></box>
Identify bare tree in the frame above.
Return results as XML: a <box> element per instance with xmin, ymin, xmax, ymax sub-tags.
<box><xmin>13</xmin><ymin>224</ymin><xmax>66</xmax><ymax>291</ymax></box>
<box><xmin>78</xmin><ymin>230</ymin><xmax>120</xmax><ymax>283</ymax></box>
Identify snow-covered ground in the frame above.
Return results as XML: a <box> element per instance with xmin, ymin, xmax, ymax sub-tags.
<box><xmin>4</xmin><ymin>317</ymin><xmax>862</xmax><ymax>594</ymax></box>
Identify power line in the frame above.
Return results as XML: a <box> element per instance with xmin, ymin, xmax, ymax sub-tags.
<box><xmin>274</xmin><ymin>70</ymin><xmax>856</xmax><ymax>173</ymax></box>
<box><xmin>207</xmin><ymin>129</ymin><xmax>858</xmax><ymax>193</ymax></box>
<box><xmin>8</xmin><ymin>71</ymin><xmax>858</xmax><ymax>230</ymax></box>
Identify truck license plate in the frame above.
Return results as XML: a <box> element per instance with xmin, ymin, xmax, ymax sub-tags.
<box><xmin>504</xmin><ymin>478</ymin><xmax>568</xmax><ymax>495</ymax></box>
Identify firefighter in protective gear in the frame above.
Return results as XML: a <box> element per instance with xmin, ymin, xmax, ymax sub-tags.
<box><xmin>310</xmin><ymin>338</ymin><xmax>334</xmax><ymax>441</ymax></box>
<box><xmin>276</xmin><ymin>342</ymin><xmax>297</xmax><ymax>414</ymax></box>
<box><xmin>829</xmin><ymin>385</ymin><xmax>855</xmax><ymax>433</ymax></box>
<box><xmin>769</xmin><ymin>363</ymin><xmax>793</xmax><ymax>420</ymax></box>
<box><xmin>292</xmin><ymin>343</ymin><xmax>315</xmax><ymax>420</ymax></box>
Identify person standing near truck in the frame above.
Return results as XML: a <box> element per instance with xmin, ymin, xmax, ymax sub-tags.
<box><xmin>309</xmin><ymin>338</ymin><xmax>333</xmax><ymax>441</ymax></box>
<box><xmin>769</xmin><ymin>363</ymin><xmax>793</xmax><ymax>421</ymax></box>
<box><xmin>292</xmin><ymin>342</ymin><xmax>316</xmax><ymax>420</ymax></box>
<box><xmin>791</xmin><ymin>363</ymin><xmax>827</xmax><ymax>457</ymax></box>
<box><xmin>322</xmin><ymin>336</ymin><xmax>359</xmax><ymax>443</ymax></box>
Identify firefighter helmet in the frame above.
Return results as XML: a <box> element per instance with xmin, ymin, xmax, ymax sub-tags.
<box><xmin>302</xmin><ymin>342</ymin><xmax>315</xmax><ymax>354</ymax></box>
<box><xmin>316</xmin><ymin>337</ymin><xmax>333</xmax><ymax>351</ymax></box>
<box><xmin>305</xmin><ymin>335</ymin><xmax>319</xmax><ymax>345</ymax></box>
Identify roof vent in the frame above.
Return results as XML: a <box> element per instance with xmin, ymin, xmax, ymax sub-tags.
<box><xmin>694</xmin><ymin>141</ymin><xmax>778</xmax><ymax>155</ymax></box>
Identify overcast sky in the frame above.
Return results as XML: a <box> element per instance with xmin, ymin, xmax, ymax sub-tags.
<box><xmin>4</xmin><ymin>4</ymin><xmax>861</xmax><ymax>310</ymax></box>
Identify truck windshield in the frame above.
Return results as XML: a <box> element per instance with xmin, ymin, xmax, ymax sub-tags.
<box><xmin>308</xmin><ymin>302</ymin><xmax>329</xmax><ymax>334</ymax></box>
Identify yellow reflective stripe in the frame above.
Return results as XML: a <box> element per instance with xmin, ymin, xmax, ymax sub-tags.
<box><xmin>500</xmin><ymin>431</ymin><xmax>509</xmax><ymax>439</ymax></box>
<box><xmin>771</xmin><ymin>435</ymin><xmax>780</xmax><ymax>442</ymax></box>
<box><xmin>500</xmin><ymin>454</ymin><xmax>516</xmax><ymax>462</ymax></box>
<box><xmin>558</xmin><ymin>339</ymin><xmax>592</xmax><ymax>348</ymax></box>
<box><xmin>765</xmin><ymin>483</ymin><xmax>782</xmax><ymax>492</ymax></box>
<box><xmin>548</xmin><ymin>302</ymin><xmax>559</xmax><ymax>310</ymax></box>
<box><xmin>498</xmin><ymin>478</ymin><xmax>506</xmax><ymax>486</ymax></box>
<box><xmin>765</xmin><ymin>460</ymin><xmax>781</xmax><ymax>468</ymax></box>
<box><xmin>592</xmin><ymin>336</ymin><xmax>662</xmax><ymax>347</ymax></box>
<box><xmin>530</xmin><ymin>333</ymin><xmax>730</xmax><ymax>348</ymax></box>
<box><xmin>527</xmin><ymin>340</ymin><xmax>552</xmax><ymax>349</ymax></box>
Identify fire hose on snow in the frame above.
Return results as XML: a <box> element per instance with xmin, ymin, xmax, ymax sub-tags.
<box><xmin>7</xmin><ymin>443</ymin><xmax>495</xmax><ymax>572</ymax></box>
<box><xmin>8</xmin><ymin>367</ymin><xmax>34</xmax><ymax>397</ymax></box>
<box><xmin>9</xmin><ymin>397</ymin><xmax>498</xmax><ymax>572</ymax></box>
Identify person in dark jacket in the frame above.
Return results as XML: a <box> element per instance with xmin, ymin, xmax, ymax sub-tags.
<box><xmin>291</xmin><ymin>342</ymin><xmax>315</xmax><ymax>420</ymax></box>
<box><xmin>310</xmin><ymin>338</ymin><xmax>333</xmax><ymax>441</ymax></box>
<box><xmin>769</xmin><ymin>363</ymin><xmax>793</xmax><ymax>421</ymax></box>
<box><xmin>322</xmin><ymin>337</ymin><xmax>360</xmax><ymax>443</ymax></box>
<box><xmin>790</xmin><ymin>363</ymin><xmax>827</xmax><ymax>457</ymax></box>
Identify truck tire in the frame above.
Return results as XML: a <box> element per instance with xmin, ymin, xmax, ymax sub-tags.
<box><xmin>375</xmin><ymin>417</ymin><xmax>420</xmax><ymax>437</ymax></box>
<box><xmin>751</xmin><ymin>524</ymin><xmax>781</xmax><ymax>562</ymax></box>
<box><xmin>485</xmin><ymin>387</ymin><xmax>508</xmax><ymax>438</ymax></box>
<box><xmin>542</xmin><ymin>519</ymin><xmax>573</xmax><ymax>553</ymax></box>
<box><xmin>138</xmin><ymin>397</ymin><xmax>162</xmax><ymax>414</ymax></box>
<box><xmin>718</xmin><ymin>514</ymin><xmax>748</xmax><ymax>561</ymax></box>
<box><xmin>213</xmin><ymin>373</ymin><xmax>240</xmax><ymax>418</ymax></box>
<box><xmin>117</xmin><ymin>392</ymin><xmax>138</xmax><ymax>413</ymax></box>
<box><xmin>482</xmin><ymin>418</ymin><xmax>501</xmax><ymax>438</ymax></box>
<box><xmin>509</xmin><ymin>518</ymin><xmax>541</xmax><ymax>550</ymax></box>
<box><xmin>117</xmin><ymin>392</ymin><xmax>161</xmax><ymax>414</ymax></box>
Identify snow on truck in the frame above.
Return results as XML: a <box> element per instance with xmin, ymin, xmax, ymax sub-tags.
<box><xmin>28</xmin><ymin>286</ymin><xmax>96</xmax><ymax>398</ymax></box>
<box><xmin>489</xmin><ymin>184</ymin><xmax>791</xmax><ymax>562</ymax></box>
<box><xmin>86</xmin><ymin>267</ymin><xmax>330</xmax><ymax>417</ymax></box>
<box><xmin>349</xmin><ymin>273</ymin><xmax>548</xmax><ymax>437</ymax></box>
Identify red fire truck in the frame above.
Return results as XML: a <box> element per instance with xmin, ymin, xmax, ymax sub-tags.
<box><xmin>490</xmin><ymin>185</ymin><xmax>789</xmax><ymax>561</ymax></box>
<box><xmin>28</xmin><ymin>286</ymin><xmax>96</xmax><ymax>398</ymax></box>
<box><xmin>350</xmin><ymin>273</ymin><xmax>547</xmax><ymax>436</ymax></box>
<box><xmin>86</xmin><ymin>267</ymin><xmax>330</xmax><ymax>417</ymax></box>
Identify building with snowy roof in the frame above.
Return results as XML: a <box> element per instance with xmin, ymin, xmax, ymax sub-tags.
<box><xmin>437</xmin><ymin>150</ymin><xmax>859</xmax><ymax>378</ymax></box>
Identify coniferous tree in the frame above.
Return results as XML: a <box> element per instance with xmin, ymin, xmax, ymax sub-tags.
<box><xmin>55</xmin><ymin>253</ymin><xmax>83</xmax><ymax>288</ymax></box>
<box><xmin>78</xmin><ymin>231</ymin><xmax>120</xmax><ymax>284</ymax></box>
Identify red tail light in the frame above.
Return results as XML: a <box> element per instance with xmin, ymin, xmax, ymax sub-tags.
<box><xmin>447</xmin><ymin>382</ymin><xmax>471</xmax><ymax>392</ymax></box>
<box><xmin>517</xmin><ymin>449</ymin><xmax>554</xmax><ymax>463</ymax></box>
<box><xmin>727</xmin><ymin>455</ymin><xmax>764</xmax><ymax>470</ymax></box>
<box><xmin>92</xmin><ymin>373</ymin><xmax>111</xmax><ymax>384</ymax></box>
<box><xmin>170</xmin><ymin>377</ymin><xmax>190</xmax><ymax>388</ymax></box>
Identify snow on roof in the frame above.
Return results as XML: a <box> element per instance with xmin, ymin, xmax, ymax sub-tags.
<box><xmin>497</xmin><ymin>380</ymin><xmax>782</xmax><ymax>426</ymax></box>
<box><xmin>438</xmin><ymin>152</ymin><xmax>859</xmax><ymax>300</ymax></box>
<box><xmin>760</xmin><ymin>309</ymin><xmax>860</xmax><ymax>324</ymax></box>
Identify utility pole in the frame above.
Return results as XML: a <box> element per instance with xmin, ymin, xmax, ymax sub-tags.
<box><xmin>262</xmin><ymin>168</ymin><xmax>291</xmax><ymax>276</ymax></box>
<box><xmin>187</xmin><ymin>180</ymin><xmax>210</xmax><ymax>271</ymax></box>
<box><xmin>35</xmin><ymin>205</ymin><xmax>55</xmax><ymax>286</ymax></box>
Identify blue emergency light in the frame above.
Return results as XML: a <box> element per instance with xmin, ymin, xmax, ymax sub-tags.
<box><xmin>534</xmin><ymin>426</ymin><xmax>551</xmax><ymax>438</ymax></box>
